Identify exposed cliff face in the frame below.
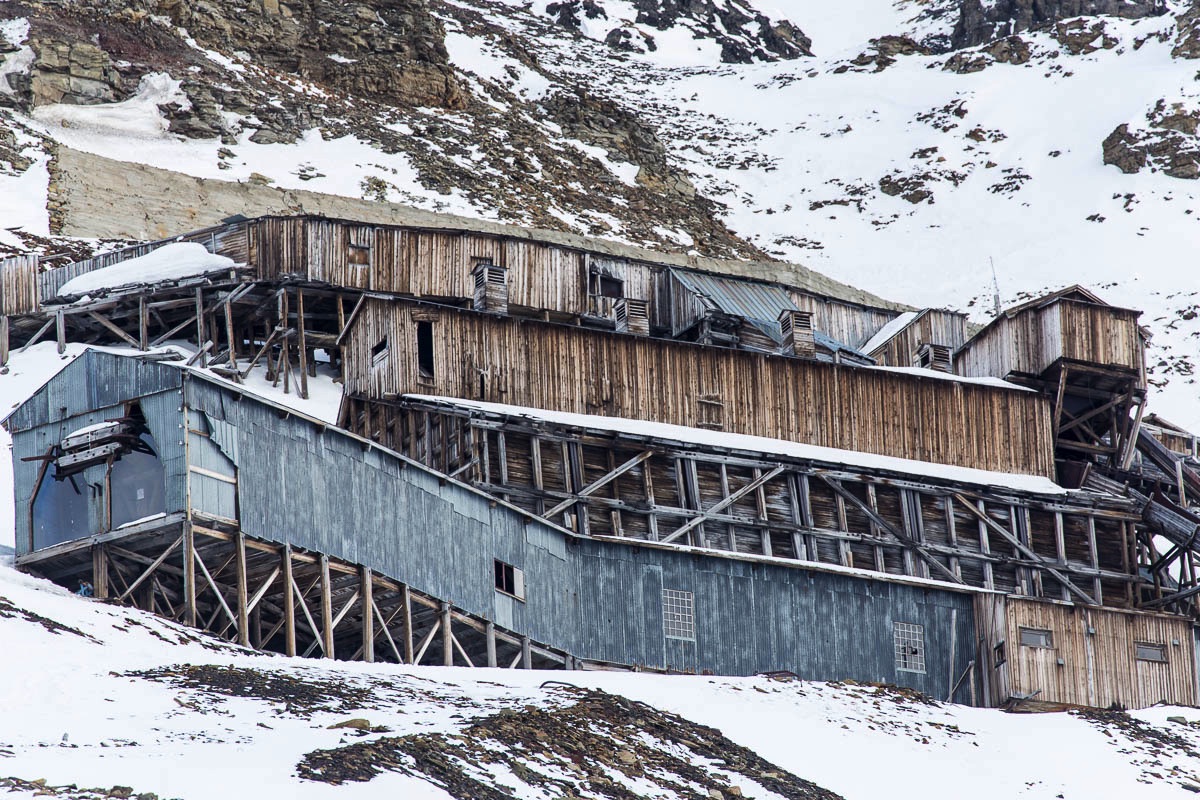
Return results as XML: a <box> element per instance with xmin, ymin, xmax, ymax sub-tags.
<box><xmin>540</xmin><ymin>0</ymin><xmax>812</xmax><ymax>62</ymax></box>
<box><xmin>950</xmin><ymin>0</ymin><xmax>1167</xmax><ymax>50</ymax></box>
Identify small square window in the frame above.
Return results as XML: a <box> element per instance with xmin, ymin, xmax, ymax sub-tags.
<box><xmin>349</xmin><ymin>244</ymin><xmax>370</xmax><ymax>266</ymax></box>
<box><xmin>662</xmin><ymin>588</ymin><xmax>695</xmax><ymax>641</ymax></box>
<box><xmin>1019</xmin><ymin>627</ymin><xmax>1054</xmax><ymax>649</ymax></box>
<box><xmin>596</xmin><ymin>273</ymin><xmax>624</xmax><ymax>299</ymax></box>
<box><xmin>494</xmin><ymin>559</ymin><xmax>525</xmax><ymax>601</ymax></box>
<box><xmin>894</xmin><ymin>621</ymin><xmax>926</xmax><ymax>673</ymax></box>
<box><xmin>1135</xmin><ymin>642</ymin><xmax>1167</xmax><ymax>663</ymax></box>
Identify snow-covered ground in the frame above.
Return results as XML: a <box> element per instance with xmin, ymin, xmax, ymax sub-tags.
<box><xmin>1</xmin><ymin>553</ymin><xmax>1199</xmax><ymax>799</ymax></box>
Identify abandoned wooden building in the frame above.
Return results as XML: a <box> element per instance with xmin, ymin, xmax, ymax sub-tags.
<box><xmin>5</xmin><ymin>213</ymin><xmax>1200</xmax><ymax>710</ymax></box>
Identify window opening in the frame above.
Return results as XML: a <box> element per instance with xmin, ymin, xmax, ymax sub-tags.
<box><xmin>597</xmin><ymin>274</ymin><xmax>624</xmax><ymax>299</ymax></box>
<box><xmin>494</xmin><ymin>559</ymin><xmax>525</xmax><ymax>600</ymax></box>
<box><xmin>348</xmin><ymin>244</ymin><xmax>370</xmax><ymax>266</ymax></box>
<box><xmin>1135</xmin><ymin>642</ymin><xmax>1168</xmax><ymax>663</ymax></box>
<box><xmin>371</xmin><ymin>337</ymin><xmax>388</xmax><ymax>369</ymax></box>
<box><xmin>993</xmin><ymin>640</ymin><xmax>1007</xmax><ymax>668</ymax></box>
<box><xmin>417</xmin><ymin>321</ymin><xmax>435</xmax><ymax>380</ymax></box>
<box><xmin>894</xmin><ymin>621</ymin><xmax>926</xmax><ymax>673</ymax></box>
<box><xmin>1019</xmin><ymin>627</ymin><xmax>1054</xmax><ymax>649</ymax></box>
<box><xmin>662</xmin><ymin>588</ymin><xmax>695</xmax><ymax>641</ymax></box>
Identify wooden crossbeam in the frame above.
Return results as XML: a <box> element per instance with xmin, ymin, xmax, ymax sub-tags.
<box><xmin>1058</xmin><ymin>392</ymin><xmax>1131</xmax><ymax>437</ymax></box>
<box><xmin>85</xmin><ymin>311</ymin><xmax>140</xmax><ymax>348</ymax></box>
<box><xmin>951</xmin><ymin>493</ymin><xmax>1098</xmax><ymax>605</ymax></box>
<box><xmin>542</xmin><ymin>450</ymin><xmax>653</xmax><ymax>519</ymax></box>
<box><xmin>661</xmin><ymin>465</ymin><xmax>787</xmax><ymax>544</ymax></box>
<box><xmin>193</xmin><ymin>548</ymin><xmax>238</xmax><ymax>629</ymax></box>
<box><xmin>116</xmin><ymin>535</ymin><xmax>182</xmax><ymax>602</ymax></box>
<box><xmin>821</xmin><ymin>476</ymin><xmax>964</xmax><ymax>584</ymax></box>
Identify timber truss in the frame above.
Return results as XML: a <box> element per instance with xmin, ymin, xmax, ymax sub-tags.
<box><xmin>341</xmin><ymin>395</ymin><xmax>1200</xmax><ymax>617</ymax></box>
<box><xmin>1</xmin><ymin>277</ymin><xmax>359</xmax><ymax>402</ymax></box>
<box><xmin>17</xmin><ymin>514</ymin><xmax>615</xmax><ymax>670</ymax></box>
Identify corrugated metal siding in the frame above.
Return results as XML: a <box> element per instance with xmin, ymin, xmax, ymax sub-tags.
<box><xmin>6</xmin><ymin>351</ymin><xmax>183</xmax><ymax>432</ymax></box>
<box><xmin>669</xmin><ymin>269</ymin><xmax>797</xmax><ymax>343</ymax></box>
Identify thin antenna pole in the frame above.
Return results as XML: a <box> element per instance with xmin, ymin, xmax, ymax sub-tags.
<box><xmin>989</xmin><ymin>257</ymin><xmax>1001</xmax><ymax>316</ymax></box>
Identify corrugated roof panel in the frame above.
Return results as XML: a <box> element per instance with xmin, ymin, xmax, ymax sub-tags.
<box><xmin>670</xmin><ymin>269</ymin><xmax>797</xmax><ymax>343</ymax></box>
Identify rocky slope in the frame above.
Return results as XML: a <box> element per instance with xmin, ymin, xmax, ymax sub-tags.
<box><xmin>1</xmin><ymin>0</ymin><xmax>1199</xmax><ymax>423</ymax></box>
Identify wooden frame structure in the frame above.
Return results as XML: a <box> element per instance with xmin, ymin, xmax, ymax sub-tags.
<box><xmin>342</xmin><ymin>396</ymin><xmax>1161</xmax><ymax>612</ymax></box>
<box><xmin>19</xmin><ymin>515</ymin><xmax>600</xmax><ymax>670</ymax></box>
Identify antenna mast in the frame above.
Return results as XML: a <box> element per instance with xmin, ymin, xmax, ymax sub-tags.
<box><xmin>989</xmin><ymin>257</ymin><xmax>1001</xmax><ymax>317</ymax></box>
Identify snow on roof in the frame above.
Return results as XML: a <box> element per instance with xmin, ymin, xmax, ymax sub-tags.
<box><xmin>406</xmin><ymin>394</ymin><xmax>1064</xmax><ymax>495</ymax></box>
<box><xmin>863</xmin><ymin>364</ymin><xmax>1034</xmax><ymax>391</ymax></box>
<box><xmin>860</xmin><ymin>310</ymin><xmax>918</xmax><ymax>354</ymax></box>
<box><xmin>57</xmin><ymin>242</ymin><xmax>236</xmax><ymax>297</ymax></box>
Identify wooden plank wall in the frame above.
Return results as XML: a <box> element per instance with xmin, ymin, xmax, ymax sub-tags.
<box><xmin>790</xmin><ymin>292</ymin><xmax>897</xmax><ymax>351</ymax></box>
<box><xmin>0</xmin><ymin>255</ymin><xmax>39</xmax><ymax>315</ymax></box>
<box><xmin>977</xmin><ymin>595</ymin><xmax>1196</xmax><ymax>709</ymax></box>
<box><xmin>345</xmin><ymin>300</ymin><xmax>1057</xmax><ymax>476</ymax></box>
<box><xmin>871</xmin><ymin>310</ymin><xmax>969</xmax><ymax>367</ymax></box>
<box><xmin>957</xmin><ymin>300</ymin><xmax>1144</xmax><ymax>380</ymax></box>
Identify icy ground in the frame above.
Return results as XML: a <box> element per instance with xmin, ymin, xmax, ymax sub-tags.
<box><xmin>1</xmin><ymin>553</ymin><xmax>1200</xmax><ymax>800</ymax></box>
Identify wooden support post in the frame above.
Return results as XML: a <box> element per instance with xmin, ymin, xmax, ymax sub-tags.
<box><xmin>55</xmin><ymin>309</ymin><xmax>65</xmax><ymax>355</ymax></box>
<box><xmin>183</xmin><ymin>523</ymin><xmax>197</xmax><ymax>627</ymax></box>
<box><xmin>297</xmin><ymin>289</ymin><xmax>309</xmax><ymax>400</ymax></box>
<box><xmin>92</xmin><ymin>544</ymin><xmax>108</xmax><ymax>600</ymax></box>
<box><xmin>138</xmin><ymin>296</ymin><xmax>149</xmax><ymax>351</ymax></box>
<box><xmin>194</xmin><ymin>288</ymin><xmax>206</xmax><ymax>366</ymax></box>
<box><xmin>0</xmin><ymin>315</ymin><xmax>10</xmax><ymax>366</ymax></box>
<box><xmin>402</xmin><ymin>584</ymin><xmax>415</xmax><ymax>664</ymax></box>
<box><xmin>441</xmin><ymin>601</ymin><xmax>453</xmax><ymax>666</ymax></box>
<box><xmin>224</xmin><ymin>298</ymin><xmax>238</xmax><ymax>371</ymax></box>
<box><xmin>521</xmin><ymin>635</ymin><xmax>532</xmax><ymax>669</ymax></box>
<box><xmin>486</xmin><ymin>621</ymin><xmax>497</xmax><ymax>667</ymax></box>
<box><xmin>235</xmin><ymin>532</ymin><xmax>249</xmax><ymax>647</ymax></box>
<box><xmin>361</xmin><ymin>566</ymin><xmax>374</xmax><ymax>664</ymax></box>
<box><xmin>282</xmin><ymin>544</ymin><xmax>296</xmax><ymax>657</ymax></box>
<box><xmin>320</xmin><ymin>554</ymin><xmax>334</xmax><ymax>658</ymax></box>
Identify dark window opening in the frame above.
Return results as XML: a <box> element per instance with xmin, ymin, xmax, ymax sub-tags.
<box><xmin>1135</xmin><ymin>642</ymin><xmax>1168</xmax><ymax>663</ymax></box>
<box><xmin>494</xmin><ymin>559</ymin><xmax>525</xmax><ymax>600</ymax></box>
<box><xmin>1019</xmin><ymin>627</ymin><xmax>1054</xmax><ymax>649</ymax></box>
<box><xmin>371</xmin><ymin>337</ymin><xmax>388</xmax><ymax>368</ymax></box>
<box><xmin>597</xmin><ymin>274</ymin><xmax>624</xmax><ymax>299</ymax></box>
<box><xmin>993</xmin><ymin>641</ymin><xmax>1007</xmax><ymax>668</ymax></box>
<box><xmin>417</xmin><ymin>321</ymin><xmax>435</xmax><ymax>380</ymax></box>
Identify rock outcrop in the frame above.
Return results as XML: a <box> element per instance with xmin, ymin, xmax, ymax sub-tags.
<box><xmin>950</xmin><ymin>0</ymin><xmax>1166</xmax><ymax>51</ymax></box>
<box><xmin>1103</xmin><ymin>101</ymin><xmax>1200</xmax><ymax>179</ymax></box>
<box><xmin>539</xmin><ymin>0</ymin><xmax>811</xmax><ymax>63</ymax></box>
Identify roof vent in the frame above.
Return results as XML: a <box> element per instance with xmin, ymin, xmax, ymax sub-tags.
<box><xmin>779</xmin><ymin>309</ymin><xmax>815</xmax><ymax>359</ymax></box>
<box><xmin>615</xmin><ymin>298</ymin><xmax>649</xmax><ymax>336</ymax></box>
<box><xmin>914</xmin><ymin>343</ymin><xmax>953</xmax><ymax>373</ymax></box>
<box><xmin>472</xmin><ymin>259</ymin><xmax>508</xmax><ymax>314</ymax></box>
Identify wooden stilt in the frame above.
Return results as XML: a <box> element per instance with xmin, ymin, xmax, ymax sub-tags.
<box><xmin>138</xmin><ymin>297</ymin><xmax>149</xmax><ymax>351</ymax></box>
<box><xmin>297</xmin><ymin>289</ymin><xmax>309</xmax><ymax>399</ymax></box>
<box><xmin>55</xmin><ymin>310</ymin><xmax>65</xmax><ymax>355</ymax></box>
<box><xmin>360</xmin><ymin>566</ymin><xmax>374</xmax><ymax>663</ymax></box>
<box><xmin>235</xmin><ymin>532</ymin><xmax>249</xmax><ymax>647</ymax></box>
<box><xmin>183</xmin><ymin>523</ymin><xmax>196</xmax><ymax>627</ymax></box>
<box><xmin>0</xmin><ymin>315</ymin><xmax>9</xmax><ymax>366</ymax></box>
<box><xmin>194</xmin><ymin>288</ymin><xmax>206</xmax><ymax>366</ymax></box>
<box><xmin>486</xmin><ymin>621</ymin><xmax>497</xmax><ymax>667</ymax></box>
<box><xmin>441</xmin><ymin>601</ymin><xmax>453</xmax><ymax>666</ymax></box>
<box><xmin>521</xmin><ymin>635</ymin><xmax>532</xmax><ymax>669</ymax></box>
<box><xmin>92</xmin><ymin>544</ymin><xmax>108</xmax><ymax>600</ymax></box>
<box><xmin>320</xmin><ymin>554</ymin><xmax>334</xmax><ymax>658</ymax></box>
<box><xmin>402</xmin><ymin>583</ymin><xmax>414</xmax><ymax>664</ymax></box>
<box><xmin>282</xmin><ymin>544</ymin><xmax>296</xmax><ymax>657</ymax></box>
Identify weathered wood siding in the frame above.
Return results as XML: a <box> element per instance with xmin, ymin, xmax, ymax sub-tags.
<box><xmin>345</xmin><ymin>299</ymin><xmax>1056</xmax><ymax>476</ymax></box>
<box><xmin>790</xmin><ymin>292</ymin><xmax>897</xmax><ymax>352</ymax></box>
<box><xmin>957</xmin><ymin>300</ymin><xmax>1144</xmax><ymax>379</ymax></box>
<box><xmin>977</xmin><ymin>595</ymin><xmax>1196</xmax><ymax>709</ymax></box>
<box><xmin>0</xmin><ymin>255</ymin><xmax>39</xmax><ymax>315</ymax></box>
<box><xmin>870</xmin><ymin>310</ymin><xmax>969</xmax><ymax>367</ymax></box>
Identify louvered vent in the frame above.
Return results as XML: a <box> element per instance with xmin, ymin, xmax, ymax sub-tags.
<box><xmin>471</xmin><ymin>259</ymin><xmax>508</xmax><ymax>313</ymax></box>
<box><xmin>914</xmin><ymin>343</ymin><xmax>953</xmax><ymax>373</ymax></box>
<box><xmin>615</xmin><ymin>298</ymin><xmax>649</xmax><ymax>335</ymax></box>
<box><xmin>778</xmin><ymin>309</ymin><xmax>816</xmax><ymax>359</ymax></box>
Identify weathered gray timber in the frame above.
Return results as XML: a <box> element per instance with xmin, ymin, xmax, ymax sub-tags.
<box><xmin>6</xmin><ymin>350</ymin><xmax>980</xmax><ymax>698</ymax></box>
